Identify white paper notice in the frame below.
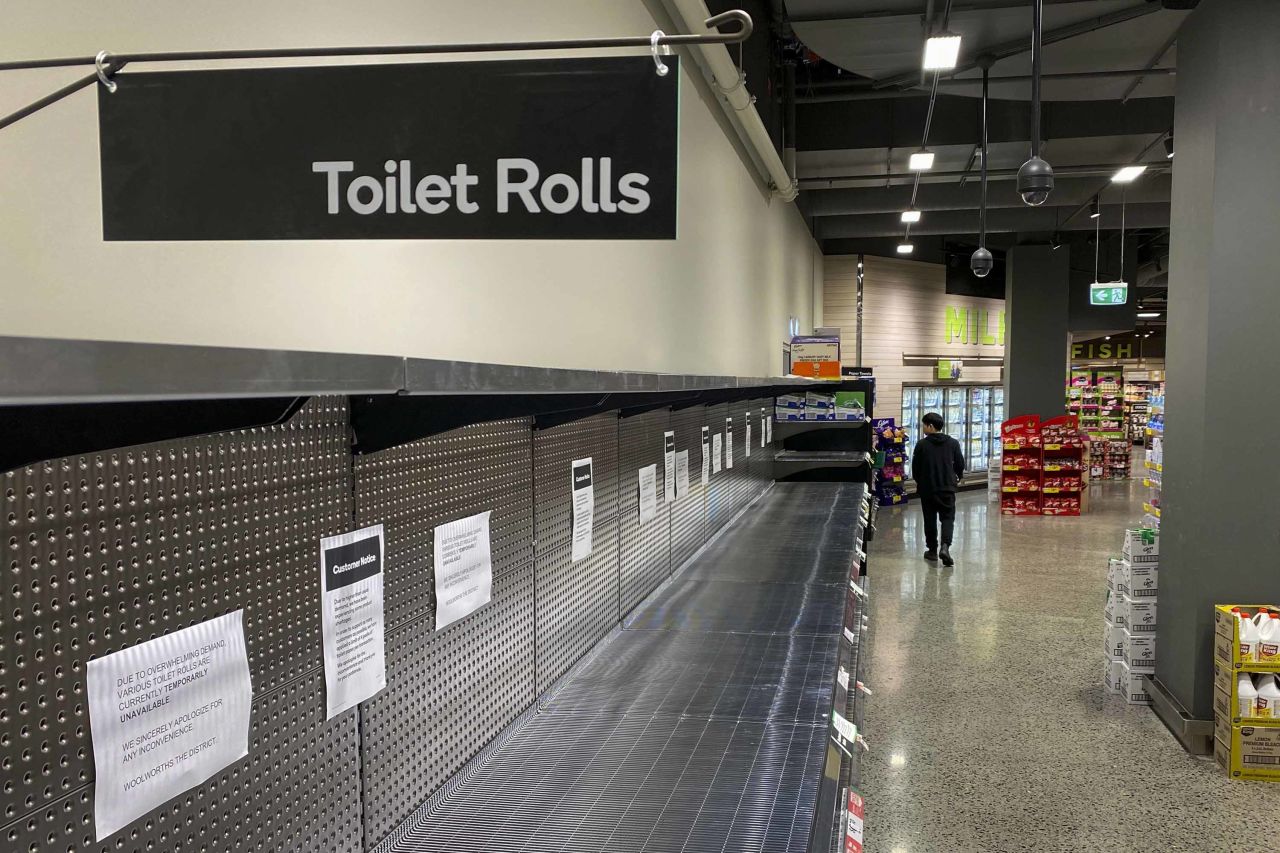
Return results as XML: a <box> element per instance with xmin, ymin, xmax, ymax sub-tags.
<box><xmin>321</xmin><ymin>524</ymin><xmax>387</xmax><ymax>718</ymax></box>
<box><xmin>675</xmin><ymin>450</ymin><xmax>691</xmax><ymax>497</ymax></box>
<box><xmin>663</xmin><ymin>430</ymin><xmax>676</xmax><ymax>503</ymax></box>
<box><xmin>433</xmin><ymin>511</ymin><xmax>493</xmax><ymax>631</ymax></box>
<box><xmin>571</xmin><ymin>457</ymin><xmax>595</xmax><ymax>562</ymax></box>
<box><xmin>87</xmin><ymin>610</ymin><xmax>252</xmax><ymax>842</ymax></box>
<box><xmin>760</xmin><ymin>411</ymin><xmax>767</xmax><ymax>447</ymax></box>
<box><xmin>766</xmin><ymin>414</ymin><xmax>773</xmax><ymax>444</ymax></box>
<box><xmin>745</xmin><ymin>419</ymin><xmax>753</xmax><ymax>458</ymax></box>
<box><xmin>638</xmin><ymin>464</ymin><xmax>658</xmax><ymax>524</ymax></box>
<box><xmin>712</xmin><ymin>432</ymin><xmax>723</xmax><ymax>474</ymax></box>
<box><xmin>701</xmin><ymin>426</ymin><xmax>710</xmax><ymax>485</ymax></box>
<box><xmin>724</xmin><ymin>418</ymin><xmax>734</xmax><ymax>469</ymax></box>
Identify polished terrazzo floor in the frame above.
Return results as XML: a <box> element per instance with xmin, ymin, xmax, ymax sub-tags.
<box><xmin>863</xmin><ymin>479</ymin><xmax>1279</xmax><ymax>853</ymax></box>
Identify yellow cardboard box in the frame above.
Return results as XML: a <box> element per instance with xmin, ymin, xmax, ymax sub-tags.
<box><xmin>1213</xmin><ymin>605</ymin><xmax>1280</xmax><ymax>672</ymax></box>
<box><xmin>1215</xmin><ymin>724</ymin><xmax>1280</xmax><ymax>781</ymax></box>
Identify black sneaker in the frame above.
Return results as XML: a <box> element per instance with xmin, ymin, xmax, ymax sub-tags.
<box><xmin>924</xmin><ymin>549</ymin><xmax>938</xmax><ymax>561</ymax></box>
<box><xmin>940</xmin><ymin>547</ymin><xmax>954</xmax><ymax>567</ymax></box>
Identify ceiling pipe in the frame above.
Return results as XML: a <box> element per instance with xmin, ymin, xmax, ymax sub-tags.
<box><xmin>659</xmin><ymin>1</ymin><xmax>798</xmax><ymax>200</ymax></box>
<box><xmin>797</xmin><ymin>68</ymin><xmax>1176</xmax><ymax>102</ymax></box>
<box><xmin>801</xmin><ymin>174</ymin><xmax>1173</xmax><ymax>214</ymax></box>
<box><xmin>1016</xmin><ymin>0</ymin><xmax>1054</xmax><ymax>206</ymax></box>
<box><xmin>970</xmin><ymin>62</ymin><xmax>993</xmax><ymax>277</ymax></box>
<box><xmin>800</xmin><ymin>162</ymin><xmax>1171</xmax><ymax>191</ymax></box>
<box><xmin>816</xmin><ymin>202</ymin><xmax>1171</xmax><ymax>239</ymax></box>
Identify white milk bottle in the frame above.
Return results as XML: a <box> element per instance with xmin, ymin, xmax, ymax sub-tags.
<box><xmin>1239</xmin><ymin>673</ymin><xmax>1259</xmax><ymax>719</ymax></box>
<box><xmin>1256</xmin><ymin>674</ymin><xmax>1280</xmax><ymax>719</ymax></box>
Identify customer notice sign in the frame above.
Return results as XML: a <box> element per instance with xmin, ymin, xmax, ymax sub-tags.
<box><xmin>98</xmin><ymin>57</ymin><xmax>678</xmax><ymax>240</ymax></box>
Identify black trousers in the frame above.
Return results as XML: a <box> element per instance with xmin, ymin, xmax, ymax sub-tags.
<box><xmin>919</xmin><ymin>491</ymin><xmax>956</xmax><ymax>550</ymax></box>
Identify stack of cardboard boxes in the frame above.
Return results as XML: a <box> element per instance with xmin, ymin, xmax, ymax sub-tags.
<box><xmin>1213</xmin><ymin>604</ymin><xmax>1280</xmax><ymax>781</ymax></box>
<box><xmin>1103</xmin><ymin>528</ymin><xmax>1158</xmax><ymax>704</ymax></box>
<box><xmin>774</xmin><ymin>391</ymin><xmax>867</xmax><ymax>423</ymax></box>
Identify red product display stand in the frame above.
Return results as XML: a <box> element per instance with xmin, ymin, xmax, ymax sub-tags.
<box><xmin>1000</xmin><ymin>415</ymin><xmax>1042</xmax><ymax>515</ymax></box>
<box><xmin>1039</xmin><ymin>415</ymin><xmax>1084</xmax><ymax>516</ymax></box>
<box><xmin>999</xmin><ymin>415</ymin><xmax>1086</xmax><ymax>516</ymax></box>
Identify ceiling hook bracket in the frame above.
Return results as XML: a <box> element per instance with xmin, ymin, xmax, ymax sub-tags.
<box><xmin>650</xmin><ymin>31</ymin><xmax>670</xmax><ymax>77</ymax></box>
<box><xmin>95</xmin><ymin>50</ymin><xmax>118</xmax><ymax>93</ymax></box>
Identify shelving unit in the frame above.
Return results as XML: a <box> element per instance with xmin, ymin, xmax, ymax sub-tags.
<box><xmin>1040</xmin><ymin>415</ymin><xmax>1085</xmax><ymax>516</ymax></box>
<box><xmin>1068</xmin><ymin>369</ymin><xmax>1129</xmax><ymax>478</ymax></box>
<box><xmin>871</xmin><ymin>418</ymin><xmax>908</xmax><ymax>506</ymax></box>
<box><xmin>1000</xmin><ymin>415</ymin><xmax>1042</xmax><ymax>515</ymax></box>
<box><xmin>1143</xmin><ymin>389</ymin><xmax>1165</xmax><ymax>528</ymax></box>
<box><xmin>771</xmin><ymin>378</ymin><xmax>875</xmax><ymax>486</ymax></box>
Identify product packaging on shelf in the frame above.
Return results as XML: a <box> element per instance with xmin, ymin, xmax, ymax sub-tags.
<box><xmin>1216</xmin><ymin>724</ymin><xmax>1280</xmax><ymax>781</ymax></box>
<box><xmin>833</xmin><ymin>391</ymin><xmax>866</xmax><ymax>422</ymax></box>
<box><xmin>1214</xmin><ymin>605</ymin><xmax>1280</xmax><ymax>671</ymax></box>
<box><xmin>775</xmin><ymin>406</ymin><xmax>804</xmax><ymax>421</ymax></box>
<box><xmin>776</xmin><ymin>394</ymin><xmax>805</xmax><ymax>410</ymax></box>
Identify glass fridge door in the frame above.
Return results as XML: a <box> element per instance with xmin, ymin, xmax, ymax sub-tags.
<box><xmin>993</xmin><ymin>385</ymin><xmax>1005</xmax><ymax>426</ymax></box>
<box><xmin>945</xmin><ymin>387</ymin><xmax>968</xmax><ymax>458</ymax></box>
<box><xmin>921</xmin><ymin>386</ymin><xmax>945</xmax><ymax>415</ymax></box>
<box><xmin>968</xmin><ymin>387</ymin><xmax>991</xmax><ymax>472</ymax></box>
<box><xmin>900</xmin><ymin>387</ymin><xmax>920</xmax><ymax>478</ymax></box>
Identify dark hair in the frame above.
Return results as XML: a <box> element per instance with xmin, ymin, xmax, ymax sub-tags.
<box><xmin>922</xmin><ymin>412</ymin><xmax>944</xmax><ymax>431</ymax></box>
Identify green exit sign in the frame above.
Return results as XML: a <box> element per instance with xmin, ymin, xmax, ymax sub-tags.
<box><xmin>1090</xmin><ymin>282</ymin><xmax>1128</xmax><ymax>306</ymax></box>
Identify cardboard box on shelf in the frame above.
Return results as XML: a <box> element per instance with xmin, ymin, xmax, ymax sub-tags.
<box><xmin>775</xmin><ymin>407</ymin><xmax>804</xmax><ymax>421</ymax></box>
<box><xmin>1118</xmin><ymin>661</ymin><xmax>1150</xmax><ymax>704</ymax></box>
<box><xmin>1122</xmin><ymin>629</ymin><xmax>1155</xmax><ymax>672</ymax></box>
<box><xmin>1121</xmin><ymin>527</ymin><xmax>1159</xmax><ymax>564</ymax></box>
<box><xmin>1213</xmin><ymin>604</ymin><xmax>1280</xmax><ymax>672</ymax></box>
<box><xmin>776</xmin><ymin>394</ymin><xmax>806</xmax><ymax>410</ymax></box>
<box><xmin>1216</xmin><ymin>724</ymin><xmax>1280</xmax><ymax>781</ymax></box>
<box><xmin>833</xmin><ymin>391</ymin><xmax>866</xmax><ymax>422</ymax></box>
<box><xmin>789</xmin><ymin>337</ymin><xmax>841</xmax><ymax>380</ymax></box>
<box><xmin>1117</xmin><ymin>559</ymin><xmax>1157</xmax><ymax>598</ymax></box>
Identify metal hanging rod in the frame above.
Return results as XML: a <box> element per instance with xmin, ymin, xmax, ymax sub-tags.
<box><xmin>0</xmin><ymin>9</ymin><xmax>751</xmax><ymax>132</ymax></box>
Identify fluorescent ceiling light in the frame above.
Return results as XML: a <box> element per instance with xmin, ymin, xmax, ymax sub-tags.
<box><xmin>1112</xmin><ymin>165</ymin><xmax>1147</xmax><ymax>183</ymax></box>
<box><xmin>900</xmin><ymin>208</ymin><xmax>921</xmax><ymax>223</ymax></box>
<box><xmin>909</xmin><ymin>150</ymin><xmax>935</xmax><ymax>171</ymax></box>
<box><xmin>896</xmin><ymin>242</ymin><xmax>914</xmax><ymax>254</ymax></box>
<box><xmin>922</xmin><ymin>34</ymin><xmax>962</xmax><ymax>71</ymax></box>
<box><xmin>1136</xmin><ymin>311</ymin><xmax>1161</xmax><ymax>318</ymax></box>
<box><xmin>1089</xmin><ymin>197</ymin><xmax>1100</xmax><ymax>219</ymax></box>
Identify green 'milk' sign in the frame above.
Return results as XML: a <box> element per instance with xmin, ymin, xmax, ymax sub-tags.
<box><xmin>1090</xmin><ymin>282</ymin><xmax>1128</xmax><ymax>306</ymax></box>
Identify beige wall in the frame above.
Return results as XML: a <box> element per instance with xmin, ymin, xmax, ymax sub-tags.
<box><xmin>0</xmin><ymin>1</ymin><xmax>819</xmax><ymax>376</ymax></box>
<box><xmin>824</xmin><ymin>254</ymin><xmax>1005</xmax><ymax>424</ymax></box>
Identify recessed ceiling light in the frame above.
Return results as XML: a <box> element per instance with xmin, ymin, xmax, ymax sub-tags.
<box><xmin>896</xmin><ymin>242</ymin><xmax>914</xmax><ymax>254</ymax></box>
<box><xmin>1112</xmin><ymin>165</ymin><xmax>1147</xmax><ymax>183</ymax></box>
<box><xmin>922</xmin><ymin>34</ymin><xmax>962</xmax><ymax>71</ymax></box>
<box><xmin>1104</xmin><ymin>336</ymin><xmax>1111</xmax><ymax>341</ymax></box>
<box><xmin>900</xmin><ymin>208</ymin><xmax>921</xmax><ymax>223</ymax></box>
<box><xmin>909</xmin><ymin>150</ymin><xmax>935</xmax><ymax>171</ymax></box>
<box><xmin>1136</xmin><ymin>311</ymin><xmax>1161</xmax><ymax>318</ymax></box>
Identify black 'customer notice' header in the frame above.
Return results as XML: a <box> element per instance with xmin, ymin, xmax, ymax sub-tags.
<box><xmin>98</xmin><ymin>56</ymin><xmax>678</xmax><ymax>241</ymax></box>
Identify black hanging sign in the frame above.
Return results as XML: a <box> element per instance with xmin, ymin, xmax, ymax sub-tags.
<box><xmin>98</xmin><ymin>56</ymin><xmax>678</xmax><ymax>240</ymax></box>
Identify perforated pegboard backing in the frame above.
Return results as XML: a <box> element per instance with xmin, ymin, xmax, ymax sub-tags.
<box><xmin>352</xmin><ymin>418</ymin><xmax>534</xmax><ymax>630</ymax></box>
<box><xmin>748</xmin><ymin>398</ymin><xmax>774</xmax><ymax>493</ymax></box>
<box><xmin>703</xmin><ymin>403</ymin><xmax>731</xmax><ymax>532</ymax></box>
<box><xmin>533</xmin><ymin>413</ymin><xmax>620</xmax><ymax>694</ymax></box>
<box><xmin>668</xmin><ymin>407</ymin><xmax>707</xmax><ymax>570</ymax></box>
<box><xmin>0</xmin><ymin>398</ymin><xmax>362</xmax><ymax>852</ymax></box>
<box><xmin>352</xmin><ymin>418</ymin><xmax>535</xmax><ymax>847</ymax></box>
<box><xmin>616</xmin><ymin>409</ymin><xmax>671</xmax><ymax>616</ymax></box>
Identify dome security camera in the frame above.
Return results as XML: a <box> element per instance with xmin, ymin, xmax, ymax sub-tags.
<box><xmin>970</xmin><ymin>247</ymin><xmax>993</xmax><ymax>278</ymax></box>
<box><xmin>1017</xmin><ymin>156</ymin><xmax>1054</xmax><ymax>206</ymax></box>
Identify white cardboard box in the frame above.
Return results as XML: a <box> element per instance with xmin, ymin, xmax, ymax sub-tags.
<box><xmin>1121</xmin><ymin>594</ymin><xmax>1157</xmax><ymax>633</ymax></box>
<box><xmin>1117</xmin><ymin>559</ymin><xmax>1158</xmax><ymax>599</ymax></box>
<box><xmin>1105</xmin><ymin>621</ymin><xmax>1124</xmax><ymax>661</ymax></box>
<box><xmin>1122</xmin><ymin>628</ymin><xmax>1156</xmax><ymax>672</ymax></box>
<box><xmin>1119</xmin><ymin>661</ymin><xmax>1151</xmax><ymax>704</ymax></box>
<box><xmin>1103</xmin><ymin>657</ymin><xmax>1123</xmax><ymax>693</ymax></box>
<box><xmin>1121</xmin><ymin>528</ymin><xmax>1159</xmax><ymax>564</ymax></box>
<box><xmin>1104</xmin><ymin>590</ymin><xmax>1121</xmax><ymax>627</ymax></box>
<box><xmin>1106</xmin><ymin>558</ymin><xmax>1123</xmax><ymax>594</ymax></box>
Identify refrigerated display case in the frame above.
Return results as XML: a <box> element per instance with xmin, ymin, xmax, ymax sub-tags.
<box><xmin>901</xmin><ymin>383</ymin><xmax>1004</xmax><ymax>478</ymax></box>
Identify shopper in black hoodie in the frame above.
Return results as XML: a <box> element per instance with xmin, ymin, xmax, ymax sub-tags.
<box><xmin>911</xmin><ymin>412</ymin><xmax>965</xmax><ymax>566</ymax></box>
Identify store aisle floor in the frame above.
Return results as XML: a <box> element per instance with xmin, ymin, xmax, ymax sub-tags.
<box><xmin>863</xmin><ymin>481</ymin><xmax>1280</xmax><ymax>853</ymax></box>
